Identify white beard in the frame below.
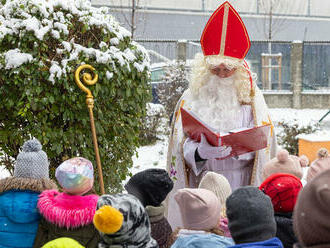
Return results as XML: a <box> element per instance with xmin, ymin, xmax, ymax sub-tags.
<box><xmin>190</xmin><ymin>75</ymin><xmax>242</xmax><ymax>132</ymax></box>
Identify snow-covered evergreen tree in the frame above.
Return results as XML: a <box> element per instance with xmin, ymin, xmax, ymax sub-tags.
<box><xmin>157</xmin><ymin>62</ymin><xmax>188</xmax><ymax>122</ymax></box>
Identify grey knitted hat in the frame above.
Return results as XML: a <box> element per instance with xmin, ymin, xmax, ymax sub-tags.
<box><xmin>226</xmin><ymin>186</ymin><xmax>276</xmax><ymax>244</ymax></box>
<box><xmin>14</xmin><ymin>139</ymin><xmax>49</xmax><ymax>179</ymax></box>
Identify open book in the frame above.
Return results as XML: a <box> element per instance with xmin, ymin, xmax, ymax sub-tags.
<box><xmin>180</xmin><ymin>107</ymin><xmax>271</xmax><ymax>158</ymax></box>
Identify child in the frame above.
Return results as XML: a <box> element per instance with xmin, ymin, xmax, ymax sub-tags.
<box><xmin>170</xmin><ymin>188</ymin><xmax>234</xmax><ymax>247</ymax></box>
<box><xmin>125</xmin><ymin>168</ymin><xmax>173</xmax><ymax>248</ymax></box>
<box><xmin>293</xmin><ymin>169</ymin><xmax>330</xmax><ymax>247</ymax></box>
<box><xmin>0</xmin><ymin>139</ymin><xmax>57</xmax><ymax>248</ymax></box>
<box><xmin>226</xmin><ymin>186</ymin><xmax>283</xmax><ymax>248</ymax></box>
<box><xmin>33</xmin><ymin>157</ymin><xmax>100</xmax><ymax>247</ymax></box>
<box><xmin>259</xmin><ymin>173</ymin><xmax>303</xmax><ymax>248</ymax></box>
<box><xmin>306</xmin><ymin>148</ymin><xmax>330</xmax><ymax>183</ymax></box>
<box><xmin>262</xmin><ymin>149</ymin><xmax>308</xmax><ymax>181</ymax></box>
<box><xmin>199</xmin><ymin>171</ymin><xmax>232</xmax><ymax>237</ymax></box>
<box><xmin>93</xmin><ymin>193</ymin><xmax>158</xmax><ymax>248</ymax></box>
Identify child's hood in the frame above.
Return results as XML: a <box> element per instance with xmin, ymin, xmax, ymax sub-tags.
<box><xmin>38</xmin><ymin>189</ymin><xmax>98</xmax><ymax>229</ymax></box>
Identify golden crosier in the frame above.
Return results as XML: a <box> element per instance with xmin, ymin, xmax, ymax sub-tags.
<box><xmin>75</xmin><ymin>64</ymin><xmax>105</xmax><ymax>195</ymax></box>
<box><xmin>75</xmin><ymin>64</ymin><xmax>98</xmax><ymax>104</ymax></box>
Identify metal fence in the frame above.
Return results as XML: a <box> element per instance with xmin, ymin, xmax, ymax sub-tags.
<box><xmin>303</xmin><ymin>42</ymin><xmax>330</xmax><ymax>90</ymax></box>
<box><xmin>247</xmin><ymin>41</ymin><xmax>292</xmax><ymax>90</ymax></box>
<box><xmin>135</xmin><ymin>39</ymin><xmax>330</xmax><ymax>91</ymax></box>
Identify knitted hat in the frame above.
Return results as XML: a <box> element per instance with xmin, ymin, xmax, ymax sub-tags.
<box><xmin>259</xmin><ymin>173</ymin><xmax>303</xmax><ymax>213</ymax></box>
<box><xmin>124</xmin><ymin>168</ymin><xmax>174</xmax><ymax>207</ymax></box>
<box><xmin>55</xmin><ymin>157</ymin><xmax>94</xmax><ymax>195</ymax></box>
<box><xmin>174</xmin><ymin>188</ymin><xmax>221</xmax><ymax>230</ymax></box>
<box><xmin>293</xmin><ymin>169</ymin><xmax>330</xmax><ymax>247</ymax></box>
<box><xmin>299</xmin><ymin>154</ymin><xmax>309</xmax><ymax>167</ymax></box>
<box><xmin>226</xmin><ymin>186</ymin><xmax>276</xmax><ymax>244</ymax></box>
<box><xmin>307</xmin><ymin>148</ymin><xmax>330</xmax><ymax>183</ymax></box>
<box><xmin>262</xmin><ymin>149</ymin><xmax>303</xmax><ymax>180</ymax></box>
<box><xmin>198</xmin><ymin>172</ymin><xmax>232</xmax><ymax>207</ymax></box>
<box><xmin>14</xmin><ymin>139</ymin><xmax>49</xmax><ymax>179</ymax></box>
<box><xmin>94</xmin><ymin>194</ymin><xmax>158</xmax><ymax>248</ymax></box>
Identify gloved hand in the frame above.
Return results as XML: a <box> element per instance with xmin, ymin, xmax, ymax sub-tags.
<box><xmin>197</xmin><ymin>134</ymin><xmax>232</xmax><ymax>160</ymax></box>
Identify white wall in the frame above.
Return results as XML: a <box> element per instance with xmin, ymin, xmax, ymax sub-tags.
<box><xmin>142</xmin><ymin>0</ymin><xmax>202</xmax><ymax>10</ymax></box>
<box><xmin>205</xmin><ymin>0</ymin><xmax>257</xmax><ymax>12</ymax></box>
<box><xmin>311</xmin><ymin>0</ymin><xmax>330</xmax><ymax>16</ymax></box>
<box><xmin>92</xmin><ymin>0</ymin><xmax>202</xmax><ymax>9</ymax></box>
<box><xmin>92</xmin><ymin>0</ymin><xmax>330</xmax><ymax>18</ymax></box>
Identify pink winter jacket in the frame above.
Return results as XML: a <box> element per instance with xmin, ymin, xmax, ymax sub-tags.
<box><xmin>33</xmin><ymin>189</ymin><xmax>100</xmax><ymax>248</ymax></box>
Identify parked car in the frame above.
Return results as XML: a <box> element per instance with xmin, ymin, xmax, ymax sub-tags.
<box><xmin>150</xmin><ymin>63</ymin><xmax>170</xmax><ymax>103</ymax></box>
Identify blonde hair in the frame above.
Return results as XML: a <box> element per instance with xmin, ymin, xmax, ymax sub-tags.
<box><xmin>189</xmin><ymin>53</ymin><xmax>256</xmax><ymax>104</ymax></box>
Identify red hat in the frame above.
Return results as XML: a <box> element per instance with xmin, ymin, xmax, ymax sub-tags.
<box><xmin>200</xmin><ymin>1</ymin><xmax>250</xmax><ymax>59</ymax></box>
<box><xmin>259</xmin><ymin>173</ymin><xmax>303</xmax><ymax>213</ymax></box>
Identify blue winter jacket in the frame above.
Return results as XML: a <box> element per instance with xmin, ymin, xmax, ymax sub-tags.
<box><xmin>228</xmin><ymin>237</ymin><xmax>284</xmax><ymax>248</ymax></box>
<box><xmin>0</xmin><ymin>190</ymin><xmax>40</xmax><ymax>248</ymax></box>
<box><xmin>171</xmin><ymin>233</ymin><xmax>235</xmax><ymax>248</ymax></box>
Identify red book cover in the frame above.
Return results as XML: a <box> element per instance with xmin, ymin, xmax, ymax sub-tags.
<box><xmin>180</xmin><ymin>107</ymin><xmax>271</xmax><ymax>159</ymax></box>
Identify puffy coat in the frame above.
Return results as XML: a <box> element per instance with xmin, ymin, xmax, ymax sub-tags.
<box><xmin>0</xmin><ymin>177</ymin><xmax>57</xmax><ymax>248</ymax></box>
<box><xmin>171</xmin><ymin>233</ymin><xmax>234</xmax><ymax>248</ymax></box>
<box><xmin>33</xmin><ymin>190</ymin><xmax>100</xmax><ymax>248</ymax></box>
<box><xmin>229</xmin><ymin>237</ymin><xmax>284</xmax><ymax>248</ymax></box>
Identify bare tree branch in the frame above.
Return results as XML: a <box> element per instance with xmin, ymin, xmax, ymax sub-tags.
<box><xmin>109</xmin><ymin>0</ymin><xmax>147</xmax><ymax>39</ymax></box>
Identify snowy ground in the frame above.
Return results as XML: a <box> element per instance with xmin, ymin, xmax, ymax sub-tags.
<box><xmin>0</xmin><ymin>167</ymin><xmax>10</xmax><ymax>179</ymax></box>
<box><xmin>269</xmin><ymin>108</ymin><xmax>330</xmax><ymax>128</ymax></box>
<box><xmin>130</xmin><ymin>136</ymin><xmax>169</xmax><ymax>174</ymax></box>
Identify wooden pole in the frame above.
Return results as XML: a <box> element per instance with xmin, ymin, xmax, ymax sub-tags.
<box><xmin>74</xmin><ymin>64</ymin><xmax>105</xmax><ymax>195</ymax></box>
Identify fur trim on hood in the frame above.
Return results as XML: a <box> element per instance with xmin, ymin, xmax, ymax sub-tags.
<box><xmin>38</xmin><ymin>189</ymin><xmax>98</xmax><ymax>229</ymax></box>
<box><xmin>0</xmin><ymin>177</ymin><xmax>57</xmax><ymax>194</ymax></box>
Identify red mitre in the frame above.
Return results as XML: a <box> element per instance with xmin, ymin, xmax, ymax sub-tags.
<box><xmin>200</xmin><ymin>1</ymin><xmax>250</xmax><ymax>59</ymax></box>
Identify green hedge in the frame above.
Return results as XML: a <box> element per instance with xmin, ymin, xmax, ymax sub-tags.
<box><xmin>0</xmin><ymin>0</ymin><xmax>151</xmax><ymax>192</ymax></box>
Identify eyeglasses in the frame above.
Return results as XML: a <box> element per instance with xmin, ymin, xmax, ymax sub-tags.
<box><xmin>210</xmin><ymin>67</ymin><xmax>232</xmax><ymax>74</ymax></box>
<box><xmin>209</xmin><ymin>65</ymin><xmax>236</xmax><ymax>78</ymax></box>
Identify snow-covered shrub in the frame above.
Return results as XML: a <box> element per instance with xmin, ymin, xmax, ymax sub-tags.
<box><xmin>277</xmin><ymin>120</ymin><xmax>320</xmax><ymax>155</ymax></box>
<box><xmin>139</xmin><ymin>103</ymin><xmax>167</xmax><ymax>146</ymax></box>
<box><xmin>0</xmin><ymin>0</ymin><xmax>151</xmax><ymax>193</ymax></box>
<box><xmin>157</xmin><ymin>62</ymin><xmax>189</xmax><ymax>122</ymax></box>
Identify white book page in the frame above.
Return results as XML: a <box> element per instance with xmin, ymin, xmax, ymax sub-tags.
<box><xmin>228</xmin><ymin>127</ymin><xmax>250</xmax><ymax>133</ymax></box>
<box><xmin>187</xmin><ymin>109</ymin><xmax>219</xmax><ymax>133</ymax></box>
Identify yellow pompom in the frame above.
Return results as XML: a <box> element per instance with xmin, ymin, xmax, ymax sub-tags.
<box><xmin>93</xmin><ymin>205</ymin><xmax>124</xmax><ymax>234</ymax></box>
